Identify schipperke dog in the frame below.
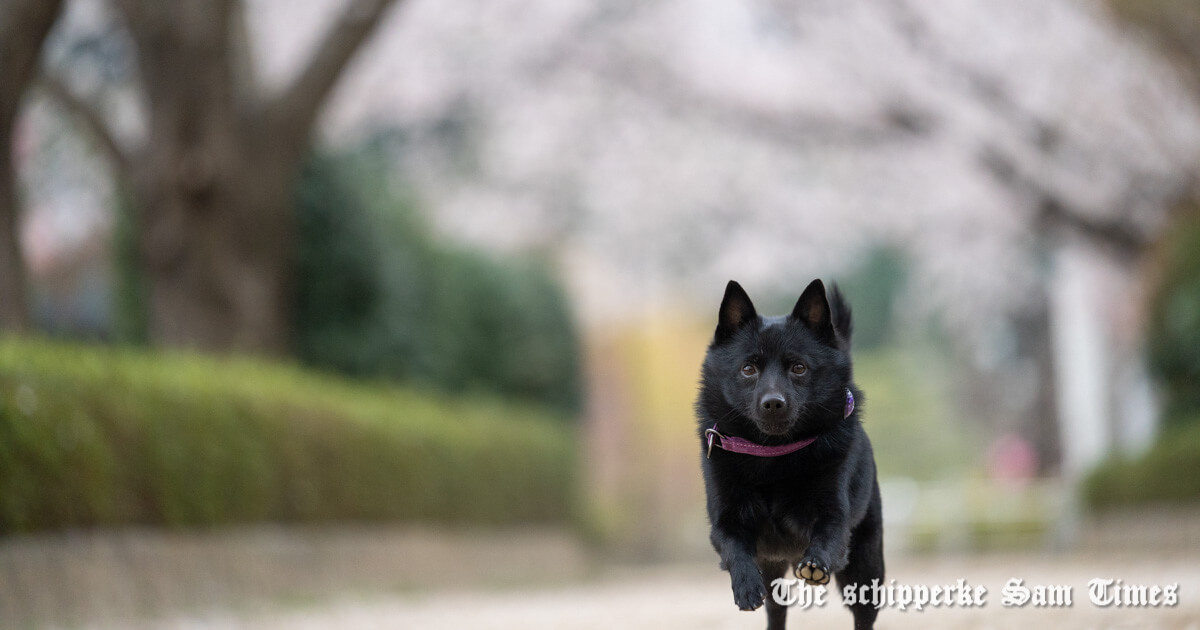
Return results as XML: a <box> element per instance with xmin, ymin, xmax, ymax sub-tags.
<box><xmin>697</xmin><ymin>279</ymin><xmax>884</xmax><ymax>630</ymax></box>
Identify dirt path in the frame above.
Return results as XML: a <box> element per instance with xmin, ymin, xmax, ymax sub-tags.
<box><xmin>115</xmin><ymin>553</ymin><xmax>1200</xmax><ymax>630</ymax></box>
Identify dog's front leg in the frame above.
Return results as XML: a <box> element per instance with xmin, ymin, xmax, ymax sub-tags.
<box><xmin>710</xmin><ymin>526</ymin><xmax>765</xmax><ymax>611</ymax></box>
<box><xmin>796</xmin><ymin>509</ymin><xmax>851</xmax><ymax>586</ymax></box>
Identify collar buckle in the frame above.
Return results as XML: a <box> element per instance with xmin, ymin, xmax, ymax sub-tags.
<box><xmin>704</xmin><ymin>427</ymin><xmax>724</xmax><ymax>459</ymax></box>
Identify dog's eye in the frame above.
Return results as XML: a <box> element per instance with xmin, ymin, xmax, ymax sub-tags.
<box><xmin>740</xmin><ymin>363</ymin><xmax>758</xmax><ymax>377</ymax></box>
<box><xmin>790</xmin><ymin>363</ymin><xmax>808</xmax><ymax>375</ymax></box>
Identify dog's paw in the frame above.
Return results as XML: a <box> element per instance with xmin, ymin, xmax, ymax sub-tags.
<box><xmin>731</xmin><ymin>571</ymin><xmax>766</xmax><ymax>611</ymax></box>
<box><xmin>795</xmin><ymin>559</ymin><xmax>831</xmax><ymax>586</ymax></box>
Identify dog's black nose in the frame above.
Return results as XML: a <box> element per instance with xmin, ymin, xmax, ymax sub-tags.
<box><xmin>760</xmin><ymin>394</ymin><xmax>787</xmax><ymax>413</ymax></box>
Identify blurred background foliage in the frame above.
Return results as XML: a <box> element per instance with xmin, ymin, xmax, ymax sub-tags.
<box><xmin>1146</xmin><ymin>206</ymin><xmax>1200</xmax><ymax>430</ymax></box>
<box><xmin>295</xmin><ymin>143</ymin><xmax>583</xmax><ymax>416</ymax></box>
<box><xmin>0</xmin><ymin>337</ymin><xmax>574</xmax><ymax>533</ymax></box>
<box><xmin>6</xmin><ymin>133</ymin><xmax>585</xmax><ymax>533</ymax></box>
<box><xmin>113</xmin><ymin>142</ymin><xmax>583</xmax><ymax>417</ymax></box>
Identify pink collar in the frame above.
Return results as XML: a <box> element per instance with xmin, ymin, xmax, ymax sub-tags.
<box><xmin>705</xmin><ymin>388</ymin><xmax>854</xmax><ymax>458</ymax></box>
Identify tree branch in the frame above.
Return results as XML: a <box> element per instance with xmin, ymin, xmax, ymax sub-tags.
<box><xmin>39</xmin><ymin>74</ymin><xmax>133</xmax><ymax>176</ymax></box>
<box><xmin>266</xmin><ymin>0</ymin><xmax>403</xmax><ymax>146</ymax></box>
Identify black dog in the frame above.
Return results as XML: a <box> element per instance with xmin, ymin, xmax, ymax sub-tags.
<box><xmin>697</xmin><ymin>279</ymin><xmax>884</xmax><ymax>630</ymax></box>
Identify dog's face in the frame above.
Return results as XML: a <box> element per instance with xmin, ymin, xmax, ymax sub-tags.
<box><xmin>702</xmin><ymin>279</ymin><xmax>852</xmax><ymax>438</ymax></box>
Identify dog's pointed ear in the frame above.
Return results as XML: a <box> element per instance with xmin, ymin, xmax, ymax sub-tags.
<box><xmin>791</xmin><ymin>279</ymin><xmax>835</xmax><ymax>343</ymax></box>
<box><xmin>715</xmin><ymin>280</ymin><xmax>757</xmax><ymax>343</ymax></box>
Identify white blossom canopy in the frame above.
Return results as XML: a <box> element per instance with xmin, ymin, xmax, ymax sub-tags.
<box><xmin>260</xmin><ymin>0</ymin><xmax>1200</xmax><ymax>330</ymax></box>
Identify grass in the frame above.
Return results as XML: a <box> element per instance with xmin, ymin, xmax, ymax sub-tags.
<box><xmin>0</xmin><ymin>336</ymin><xmax>576</xmax><ymax>533</ymax></box>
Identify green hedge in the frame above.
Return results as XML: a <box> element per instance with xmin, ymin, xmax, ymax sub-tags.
<box><xmin>293</xmin><ymin>149</ymin><xmax>583</xmax><ymax>415</ymax></box>
<box><xmin>0</xmin><ymin>337</ymin><xmax>575</xmax><ymax>533</ymax></box>
<box><xmin>1083</xmin><ymin>419</ymin><xmax>1200</xmax><ymax>510</ymax></box>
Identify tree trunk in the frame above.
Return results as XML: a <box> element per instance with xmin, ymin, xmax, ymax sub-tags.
<box><xmin>108</xmin><ymin>0</ymin><xmax>398</xmax><ymax>355</ymax></box>
<box><xmin>0</xmin><ymin>0</ymin><xmax>64</xmax><ymax>333</ymax></box>
<box><xmin>132</xmin><ymin>144</ymin><xmax>297</xmax><ymax>353</ymax></box>
<box><xmin>116</xmin><ymin>0</ymin><xmax>298</xmax><ymax>355</ymax></box>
